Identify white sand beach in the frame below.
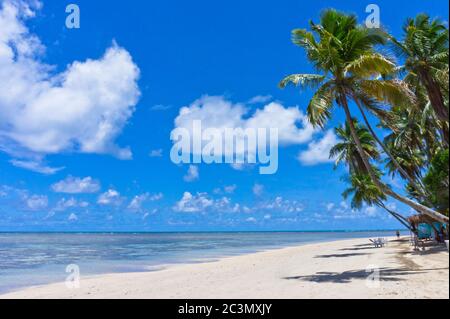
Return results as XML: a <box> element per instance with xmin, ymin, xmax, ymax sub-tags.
<box><xmin>1</xmin><ymin>237</ymin><xmax>448</xmax><ymax>299</ymax></box>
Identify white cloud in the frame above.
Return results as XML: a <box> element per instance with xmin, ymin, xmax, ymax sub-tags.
<box><xmin>184</xmin><ymin>165</ymin><xmax>199</xmax><ymax>182</ymax></box>
<box><xmin>213</xmin><ymin>184</ymin><xmax>237</xmax><ymax>194</ymax></box>
<box><xmin>55</xmin><ymin>197</ymin><xmax>77</xmax><ymax>211</ymax></box>
<box><xmin>25</xmin><ymin>194</ymin><xmax>48</xmax><ymax>211</ymax></box>
<box><xmin>53</xmin><ymin>197</ymin><xmax>89</xmax><ymax>213</ymax></box>
<box><xmin>0</xmin><ymin>1</ymin><xmax>140</xmax><ymax>168</ymax></box>
<box><xmin>173</xmin><ymin>192</ymin><xmax>213</xmax><ymax>213</ymax></box>
<box><xmin>149</xmin><ymin>149</ymin><xmax>163</xmax><ymax>157</ymax></box>
<box><xmin>248</xmin><ymin>95</ymin><xmax>273</xmax><ymax>104</ymax></box>
<box><xmin>329</xmin><ymin>202</ymin><xmax>383</xmax><ymax>220</ymax></box>
<box><xmin>252</xmin><ymin>183</ymin><xmax>264</xmax><ymax>196</ymax></box>
<box><xmin>243</xmin><ymin>206</ymin><xmax>252</xmax><ymax>213</ymax></box>
<box><xmin>68</xmin><ymin>213</ymin><xmax>78</xmax><ymax>222</ymax></box>
<box><xmin>340</xmin><ymin>201</ymin><xmax>349</xmax><ymax>209</ymax></box>
<box><xmin>97</xmin><ymin>189</ymin><xmax>122</xmax><ymax>206</ymax></box>
<box><xmin>127</xmin><ymin>192</ymin><xmax>163</xmax><ymax>213</ymax></box>
<box><xmin>10</xmin><ymin>159</ymin><xmax>64</xmax><ymax>175</ymax></box>
<box><xmin>51</xmin><ymin>176</ymin><xmax>101</xmax><ymax>194</ymax></box>
<box><xmin>364</xmin><ymin>206</ymin><xmax>378</xmax><ymax>217</ymax></box>
<box><xmin>298</xmin><ymin>130</ymin><xmax>338</xmax><ymax>166</ymax></box>
<box><xmin>172</xmin><ymin>96</ymin><xmax>317</xmax><ymax>158</ymax></box>
<box><xmin>128</xmin><ymin>194</ymin><xmax>149</xmax><ymax>213</ymax></box>
<box><xmin>259</xmin><ymin>196</ymin><xmax>304</xmax><ymax>213</ymax></box>
<box><xmin>223</xmin><ymin>185</ymin><xmax>237</xmax><ymax>194</ymax></box>
<box><xmin>149</xmin><ymin>193</ymin><xmax>164</xmax><ymax>201</ymax></box>
<box><xmin>173</xmin><ymin>192</ymin><xmax>239</xmax><ymax>213</ymax></box>
<box><xmin>326</xmin><ymin>203</ymin><xmax>335</xmax><ymax>211</ymax></box>
<box><xmin>246</xmin><ymin>217</ymin><xmax>257</xmax><ymax>223</ymax></box>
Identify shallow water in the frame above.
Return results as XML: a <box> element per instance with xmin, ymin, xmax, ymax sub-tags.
<box><xmin>0</xmin><ymin>231</ymin><xmax>400</xmax><ymax>293</ymax></box>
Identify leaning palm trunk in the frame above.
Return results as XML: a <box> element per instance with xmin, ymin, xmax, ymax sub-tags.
<box><xmin>352</xmin><ymin>97</ymin><xmax>428</xmax><ymax>196</ymax></box>
<box><xmin>376</xmin><ymin>200</ymin><xmax>415</xmax><ymax>233</ymax></box>
<box><xmin>339</xmin><ymin>94</ymin><xmax>449</xmax><ymax>224</ymax></box>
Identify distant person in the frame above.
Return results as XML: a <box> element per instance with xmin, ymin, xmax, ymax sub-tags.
<box><xmin>396</xmin><ymin>230</ymin><xmax>400</xmax><ymax>239</ymax></box>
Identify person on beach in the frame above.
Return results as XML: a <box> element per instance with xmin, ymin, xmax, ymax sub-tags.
<box><xmin>396</xmin><ymin>231</ymin><xmax>400</xmax><ymax>239</ymax></box>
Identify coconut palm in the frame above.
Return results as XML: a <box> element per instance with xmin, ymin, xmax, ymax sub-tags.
<box><xmin>389</xmin><ymin>14</ymin><xmax>449</xmax><ymax>142</ymax></box>
<box><xmin>279</xmin><ymin>9</ymin><xmax>448</xmax><ymax>223</ymax></box>
<box><xmin>343</xmin><ymin>173</ymin><xmax>385</xmax><ymax>209</ymax></box>
<box><xmin>380</xmin><ymin>81</ymin><xmax>443</xmax><ymax>195</ymax></box>
<box><xmin>342</xmin><ymin>173</ymin><xmax>413</xmax><ymax>231</ymax></box>
<box><xmin>333</xmin><ymin>121</ymin><xmax>413</xmax><ymax>230</ymax></box>
<box><xmin>349</xmin><ymin>91</ymin><xmax>428</xmax><ymax>196</ymax></box>
<box><xmin>330</xmin><ymin>119</ymin><xmax>380</xmax><ymax>174</ymax></box>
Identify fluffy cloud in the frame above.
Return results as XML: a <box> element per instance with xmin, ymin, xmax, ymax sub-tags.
<box><xmin>51</xmin><ymin>176</ymin><xmax>101</xmax><ymax>194</ymax></box>
<box><xmin>223</xmin><ymin>185</ymin><xmax>237</xmax><ymax>194</ymax></box>
<box><xmin>68</xmin><ymin>213</ymin><xmax>78</xmax><ymax>222</ymax></box>
<box><xmin>173</xmin><ymin>192</ymin><xmax>239</xmax><ymax>213</ymax></box>
<box><xmin>127</xmin><ymin>192</ymin><xmax>163</xmax><ymax>213</ymax></box>
<box><xmin>213</xmin><ymin>185</ymin><xmax>237</xmax><ymax>195</ymax></box>
<box><xmin>173</xmin><ymin>192</ymin><xmax>213</xmax><ymax>213</ymax></box>
<box><xmin>252</xmin><ymin>183</ymin><xmax>264</xmax><ymax>196</ymax></box>
<box><xmin>0</xmin><ymin>0</ymin><xmax>140</xmax><ymax>171</ymax></box>
<box><xmin>53</xmin><ymin>197</ymin><xmax>89</xmax><ymax>212</ymax></box>
<box><xmin>364</xmin><ymin>206</ymin><xmax>378</xmax><ymax>217</ymax></box>
<box><xmin>184</xmin><ymin>165</ymin><xmax>199</xmax><ymax>182</ymax></box>
<box><xmin>25</xmin><ymin>194</ymin><xmax>48</xmax><ymax>211</ymax></box>
<box><xmin>175</xmin><ymin>96</ymin><xmax>316</xmax><ymax>145</ymax></box>
<box><xmin>324</xmin><ymin>200</ymin><xmax>386</xmax><ymax>220</ymax></box>
<box><xmin>298</xmin><ymin>130</ymin><xmax>338</xmax><ymax>166</ymax></box>
<box><xmin>97</xmin><ymin>189</ymin><xmax>123</xmax><ymax>206</ymax></box>
<box><xmin>172</xmin><ymin>96</ymin><xmax>317</xmax><ymax>165</ymax></box>
<box><xmin>259</xmin><ymin>196</ymin><xmax>304</xmax><ymax>213</ymax></box>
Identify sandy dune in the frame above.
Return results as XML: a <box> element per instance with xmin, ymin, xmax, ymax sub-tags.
<box><xmin>1</xmin><ymin>237</ymin><xmax>448</xmax><ymax>299</ymax></box>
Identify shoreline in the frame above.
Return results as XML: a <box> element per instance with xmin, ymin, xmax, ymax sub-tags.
<box><xmin>1</xmin><ymin>237</ymin><xmax>448</xmax><ymax>299</ymax></box>
<box><xmin>0</xmin><ymin>231</ymin><xmax>401</xmax><ymax>294</ymax></box>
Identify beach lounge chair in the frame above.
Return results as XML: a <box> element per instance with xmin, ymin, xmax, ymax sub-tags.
<box><xmin>413</xmin><ymin>235</ymin><xmax>426</xmax><ymax>251</ymax></box>
<box><xmin>370</xmin><ymin>238</ymin><xmax>385</xmax><ymax>248</ymax></box>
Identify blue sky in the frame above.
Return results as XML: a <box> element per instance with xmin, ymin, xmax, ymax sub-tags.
<box><xmin>0</xmin><ymin>0</ymin><xmax>448</xmax><ymax>232</ymax></box>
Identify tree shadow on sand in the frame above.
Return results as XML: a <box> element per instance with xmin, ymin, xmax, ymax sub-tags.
<box><xmin>283</xmin><ymin>267</ymin><xmax>427</xmax><ymax>283</ymax></box>
<box><xmin>314</xmin><ymin>252</ymin><xmax>370</xmax><ymax>258</ymax></box>
<box><xmin>338</xmin><ymin>247</ymin><xmax>378</xmax><ymax>251</ymax></box>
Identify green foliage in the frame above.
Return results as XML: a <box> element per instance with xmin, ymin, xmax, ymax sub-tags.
<box><xmin>279</xmin><ymin>9</ymin><xmax>411</xmax><ymax>129</ymax></box>
<box><xmin>423</xmin><ymin>149</ymin><xmax>449</xmax><ymax>214</ymax></box>
<box><xmin>330</xmin><ymin>119</ymin><xmax>380</xmax><ymax>174</ymax></box>
<box><xmin>342</xmin><ymin>172</ymin><xmax>386</xmax><ymax>210</ymax></box>
<box><xmin>281</xmin><ymin>9</ymin><xmax>449</xmax><ymax>223</ymax></box>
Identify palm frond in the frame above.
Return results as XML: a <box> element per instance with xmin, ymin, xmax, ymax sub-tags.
<box><xmin>306</xmin><ymin>82</ymin><xmax>334</xmax><ymax>128</ymax></box>
<box><xmin>360</xmin><ymin>79</ymin><xmax>415</xmax><ymax>106</ymax></box>
<box><xmin>278</xmin><ymin>74</ymin><xmax>325</xmax><ymax>89</ymax></box>
<box><xmin>345</xmin><ymin>53</ymin><xmax>396</xmax><ymax>77</ymax></box>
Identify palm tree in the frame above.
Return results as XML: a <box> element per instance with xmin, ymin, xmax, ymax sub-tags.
<box><xmin>350</xmin><ymin>92</ymin><xmax>428</xmax><ymax>196</ymax></box>
<box><xmin>330</xmin><ymin>119</ymin><xmax>380</xmax><ymax>174</ymax></box>
<box><xmin>342</xmin><ymin>173</ymin><xmax>413</xmax><ymax>232</ymax></box>
<box><xmin>333</xmin><ymin>121</ymin><xmax>413</xmax><ymax>231</ymax></box>
<box><xmin>389</xmin><ymin>14</ymin><xmax>449</xmax><ymax>142</ymax></box>
<box><xmin>279</xmin><ymin>9</ymin><xmax>448</xmax><ymax>224</ymax></box>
